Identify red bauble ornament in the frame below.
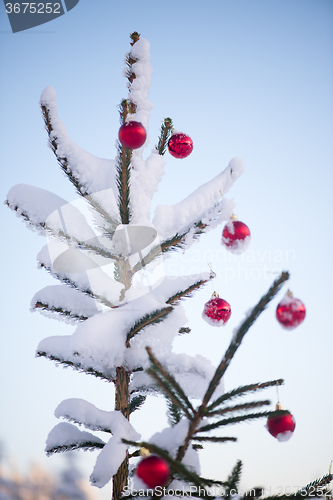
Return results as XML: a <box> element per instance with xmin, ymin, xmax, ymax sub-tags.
<box><xmin>276</xmin><ymin>291</ymin><xmax>306</xmax><ymax>330</ymax></box>
<box><xmin>118</xmin><ymin>121</ymin><xmax>147</xmax><ymax>149</ymax></box>
<box><xmin>167</xmin><ymin>133</ymin><xmax>193</xmax><ymax>159</ymax></box>
<box><xmin>222</xmin><ymin>219</ymin><xmax>251</xmax><ymax>254</ymax></box>
<box><xmin>267</xmin><ymin>410</ymin><xmax>296</xmax><ymax>442</ymax></box>
<box><xmin>136</xmin><ymin>455</ymin><xmax>169</xmax><ymax>488</ymax></box>
<box><xmin>202</xmin><ymin>292</ymin><xmax>231</xmax><ymax>327</ymax></box>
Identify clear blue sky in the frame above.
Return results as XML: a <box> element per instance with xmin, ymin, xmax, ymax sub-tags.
<box><xmin>1</xmin><ymin>1</ymin><xmax>332</xmax><ymax>499</ymax></box>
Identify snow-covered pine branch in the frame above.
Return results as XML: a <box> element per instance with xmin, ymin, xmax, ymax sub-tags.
<box><xmin>37</xmin><ymin>243</ymin><xmax>124</xmax><ymax>308</ymax></box>
<box><xmin>31</xmin><ymin>285</ymin><xmax>100</xmax><ymax>322</ymax></box>
<box><xmin>6</xmin><ymin>184</ymin><xmax>120</xmax><ymax>262</ymax></box>
<box><xmin>45</xmin><ymin>422</ymin><xmax>105</xmax><ymax>455</ymax></box>
<box><xmin>40</xmin><ymin>86</ymin><xmax>120</xmax><ymax>228</ymax></box>
<box><xmin>55</xmin><ymin>398</ymin><xmax>139</xmax><ymax>436</ymax></box>
<box><xmin>153</xmin><ymin>157</ymin><xmax>244</xmax><ymax>248</ymax></box>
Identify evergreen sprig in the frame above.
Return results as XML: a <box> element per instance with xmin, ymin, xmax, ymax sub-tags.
<box><xmin>40</xmin><ymin>104</ymin><xmax>118</xmax><ymax>230</ymax></box>
<box><xmin>36</xmin><ymin>352</ymin><xmax>113</xmax><ymax>382</ymax></box>
<box><xmin>179</xmin><ymin>327</ymin><xmax>191</xmax><ymax>335</ymax></box>
<box><xmin>157</xmin><ymin>118</ymin><xmax>173</xmax><ymax>155</ymax></box>
<box><xmin>46</xmin><ymin>440</ymin><xmax>105</xmax><ymax>456</ymax></box>
<box><xmin>200</xmin><ymin>272</ymin><xmax>290</xmax><ymax>409</ymax></box>
<box><xmin>166</xmin><ymin>399</ymin><xmax>184</xmax><ymax>426</ymax></box>
<box><xmin>196</xmin><ymin>410</ymin><xmax>289</xmax><ymax>433</ymax></box>
<box><xmin>38</xmin><ymin>262</ymin><xmax>117</xmax><ymax>309</ymax></box>
<box><xmin>295</xmin><ymin>473</ymin><xmax>333</xmax><ymax>497</ymax></box>
<box><xmin>147</xmin><ymin>367</ymin><xmax>193</xmax><ymax>420</ymax></box>
<box><xmin>129</xmin><ymin>395</ymin><xmax>147</xmax><ymax>414</ymax></box>
<box><xmin>207</xmin><ymin>399</ymin><xmax>271</xmax><ymax>417</ymax></box>
<box><xmin>166</xmin><ymin>274</ymin><xmax>215</xmax><ymax>305</ymax></box>
<box><xmin>131</xmin><ymin>221</ymin><xmax>208</xmax><ymax>272</ymax></box>
<box><xmin>116</xmin><ymin>137</ymin><xmax>132</xmax><ymax>225</ymax></box>
<box><xmin>34</xmin><ymin>301</ymin><xmax>88</xmax><ymax>322</ymax></box>
<box><xmin>192</xmin><ymin>436</ymin><xmax>237</xmax><ymax>443</ymax></box>
<box><xmin>122</xmin><ymin>439</ymin><xmax>225</xmax><ymax>490</ymax></box>
<box><xmin>224</xmin><ymin>460</ymin><xmax>242</xmax><ymax>498</ymax></box>
<box><xmin>207</xmin><ymin>379</ymin><xmax>284</xmax><ymax>412</ymax></box>
<box><xmin>126</xmin><ymin>306</ymin><xmax>173</xmax><ymax>344</ymax></box>
<box><xmin>146</xmin><ymin>346</ymin><xmax>195</xmax><ymax>417</ymax></box>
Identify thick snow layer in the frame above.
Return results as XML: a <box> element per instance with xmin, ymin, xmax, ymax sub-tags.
<box><xmin>39</xmin><ymin>87</ymin><xmax>120</xmax><ymax>220</ymax></box>
<box><xmin>31</xmin><ymin>285</ymin><xmax>101</xmax><ymax>321</ymax></box>
<box><xmin>37</xmin><ymin>243</ymin><xmax>124</xmax><ymax>306</ymax></box>
<box><xmin>45</xmin><ymin>422</ymin><xmax>105</xmax><ymax>455</ymax></box>
<box><xmin>126</xmin><ymin>38</ymin><xmax>153</xmax><ymax>130</ymax></box>
<box><xmin>6</xmin><ymin>184</ymin><xmax>119</xmax><ymax>257</ymax></box>
<box><xmin>88</xmin><ymin>406</ymin><xmax>140</xmax><ymax>488</ymax></box>
<box><xmin>6</xmin><ymin>184</ymin><xmax>69</xmax><ymax>234</ymax></box>
<box><xmin>149</xmin><ymin>419</ymin><xmax>190</xmax><ymax>457</ymax></box>
<box><xmin>37</xmin><ymin>272</ymin><xmax>209</xmax><ymax>372</ymax></box>
<box><xmin>53</xmin><ymin>400</ymin><xmax>140</xmax><ymax>488</ymax></box>
<box><xmin>130</xmin><ymin>151</ymin><xmax>166</xmax><ymax>226</ymax></box>
<box><xmin>36</xmin><ymin>290</ymin><xmax>175</xmax><ymax>376</ymax></box>
<box><xmin>130</xmin><ymin>351</ymin><xmax>225</xmax><ymax>400</ymax></box>
<box><xmin>124</xmin><ymin>39</ymin><xmax>166</xmax><ymax>226</ymax></box>
<box><xmin>153</xmin><ymin>158</ymin><xmax>244</xmax><ymax>242</ymax></box>
<box><xmin>36</xmin><ymin>271</ymin><xmax>223</xmax><ymax>397</ymax></box>
<box><xmin>55</xmin><ymin>399</ymin><xmax>140</xmax><ymax>439</ymax></box>
<box><xmin>37</xmin><ymin>291</ymin><xmax>223</xmax><ymax>399</ymax></box>
<box><xmin>124</xmin><ymin>271</ymin><xmax>212</xmax><ymax>304</ymax></box>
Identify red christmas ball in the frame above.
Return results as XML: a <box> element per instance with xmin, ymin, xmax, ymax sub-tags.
<box><xmin>118</xmin><ymin>121</ymin><xmax>147</xmax><ymax>149</ymax></box>
<box><xmin>222</xmin><ymin>220</ymin><xmax>251</xmax><ymax>254</ymax></box>
<box><xmin>267</xmin><ymin>412</ymin><xmax>296</xmax><ymax>442</ymax></box>
<box><xmin>167</xmin><ymin>133</ymin><xmax>193</xmax><ymax>159</ymax></box>
<box><xmin>276</xmin><ymin>292</ymin><xmax>306</xmax><ymax>330</ymax></box>
<box><xmin>202</xmin><ymin>293</ymin><xmax>231</xmax><ymax>327</ymax></box>
<box><xmin>136</xmin><ymin>455</ymin><xmax>169</xmax><ymax>488</ymax></box>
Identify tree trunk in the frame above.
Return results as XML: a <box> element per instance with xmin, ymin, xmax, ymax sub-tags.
<box><xmin>112</xmin><ymin>366</ymin><xmax>130</xmax><ymax>499</ymax></box>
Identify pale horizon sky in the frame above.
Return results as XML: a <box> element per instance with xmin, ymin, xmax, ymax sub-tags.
<box><xmin>1</xmin><ymin>1</ymin><xmax>332</xmax><ymax>499</ymax></box>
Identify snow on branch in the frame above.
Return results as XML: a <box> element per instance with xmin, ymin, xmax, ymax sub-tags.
<box><xmin>123</xmin><ymin>38</ymin><xmax>166</xmax><ymax>226</ymax></box>
<box><xmin>37</xmin><ymin>244</ymin><xmax>124</xmax><ymax>308</ymax></box>
<box><xmin>126</xmin><ymin>37</ymin><xmax>153</xmax><ymax>130</ymax></box>
<box><xmin>31</xmin><ymin>285</ymin><xmax>100</xmax><ymax>323</ymax></box>
<box><xmin>55</xmin><ymin>399</ymin><xmax>140</xmax><ymax>437</ymax></box>
<box><xmin>45</xmin><ymin>422</ymin><xmax>105</xmax><ymax>455</ymax></box>
<box><xmin>153</xmin><ymin>157</ymin><xmax>245</xmax><ymax>244</ymax></box>
<box><xmin>36</xmin><ymin>349</ymin><xmax>113</xmax><ymax>382</ymax></box>
<box><xmin>6</xmin><ymin>184</ymin><xmax>72</xmax><ymax>235</ymax></box>
<box><xmin>6</xmin><ymin>184</ymin><xmax>119</xmax><ymax>263</ymax></box>
<box><xmin>90</xmin><ymin>433</ymin><xmax>135</xmax><ymax>489</ymax></box>
<box><xmin>40</xmin><ymin>86</ymin><xmax>120</xmax><ymax>224</ymax></box>
<box><xmin>130</xmin><ymin>350</ymin><xmax>225</xmax><ymax>401</ymax></box>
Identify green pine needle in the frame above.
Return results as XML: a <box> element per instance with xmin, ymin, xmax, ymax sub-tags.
<box><xmin>129</xmin><ymin>395</ymin><xmax>147</xmax><ymax>414</ymax></box>
<box><xmin>207</xmin><ymin>379</ymin><xmax>284</xmax><ymax>412</ymax></box>
<box><xmin>157</xmin><ymin>118</ymin><xmax>173</xmax><ymax>155</ymax></box>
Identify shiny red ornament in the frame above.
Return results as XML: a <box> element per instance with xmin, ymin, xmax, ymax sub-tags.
<box><xmin>167</xmin><ymin>133</ymin><xmax>193</xmax><ymax>159</ymax></box>
<box><xmin>118</xmin><ymin>121</ymin><xmax>147</xmax><ymax>149</ymax></box>
<box><xmin>222</xmin><ymin>220</ymin><xmax>251</xmax><ymax>254</ymax></box>
<box><xmin>136</xmin><ymin>455</ymin><xmax>169</xmax><ymax>488</ymax></box>
<box><xmin>202</xmin><ymin>292</ymin><xmax>231</xmax><ymax>327</ymax></box>
<box><xmin>276</xmin><ymin>291</ymin><xmax>306</xmax><ymax>330</ymax></box>
<box><xmin>267</xmin><ymin>411</ymin><xmax>296</xmax><ymax>442</ymax></box>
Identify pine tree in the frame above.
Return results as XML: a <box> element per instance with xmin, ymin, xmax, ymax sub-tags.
<box><xmin>6</xmin><ymin>33</ymin><xmax>332</xmax><ymax>500</ymax></box>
